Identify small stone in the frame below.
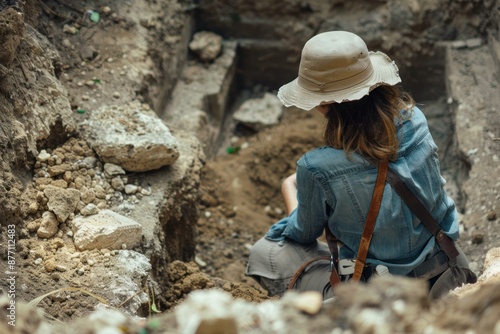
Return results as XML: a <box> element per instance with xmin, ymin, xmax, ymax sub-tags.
<box><xmin>487</xmin><ymin>211</ymin><xmax>497</xmax><ymax>221</ymax></box>
<box><xmin>77</xmin><ymin>268</ymin><xmax>85</xmax><ymax>275</ymax></box>
<box><xmin>67</xmin><ymin>230</ymin><xmax>73</xmax><ymax>237</ymax></box>
<box><xmin>121</xmin><ymin>244</ymin><xmax>127</xmax><ymax>250</ymax></box>
<box><xmin>113</xmin><ymin>92</ymin><xmax>120</xmax><ymax>98</ymax></box>
<box><xmin>37</xmin><ymin>211</ymin><xmax>60</xmax><ymax>239</ymax></box>
<box><xmin>102</xmin><ymin>6</ymin><xmax>111</xmax><ymax>14</ymax></box>
<box><xmin>63</xmin><ymin>24</ymin><xmax>78</xmax><ymax>35</ymax></box>
<box><xmin>195</xmin><ymin>256</ymin><xmax>207</xmax><ymax>268</ymax></box>
<box><xmin>292</xmin><ymin>291</ymin><xmax>323</xmax><ymax>315</ymax></box>
<box><xmin>124</xmin><ymin>184</ymin><xmax>138</xmax><ymax>194</ymax></box>
<box><xmin>37</xmin><ymin>150</ymin><xmax>51</xmax><ymax>162</ymax></box>
<box><xmin>472</xmin><ymin>233</ymin><xmax>484</xmax><ymax>245</ymax></box>
<box><xmin>34</xmin><ymin>258</ymin><xmax>43</xmax><ymax>265</ymax></box>
<box><xmin>56</xmin><ymin>265</ymin><xmax>68</xmax><ymax>272</ymax></box>
<box><xmin>104</xmin><ymin>163</ymin><xmax>126</xmax><ymax>177</ymax></box>
<box><xmin>141</xmin><ymin>188</ymin><xmax>151</xmax><ymax>196</ymax></box>
<box><xmin>28</xmin><ymin>202</ymin><xmax>39</xmax><ymax>214</ymax></box>
<box><xmin>82</xmin><ymin>95</ymin><xmax>89</xmax><ymax>101</ymax></box>
<box><xmin>87</xmin><ymin>259</ymin><xmax>95</xmax><ymax>266</ymax></box>
<box><xmin>111</xmin><ymin>177</ymin><xmax>125</xmax><ymax>191</ymax></box>
<box><xmin>81</xmin><ymin>203</ymin><xmax>99</xmax><ymax>216</ymax></box>
<box><xmin>81</xmin><ymin>189</ymin><xmax>96</xmax><ymax>204</ymax></box>
<box><xmin>44</xmin><ymin>259</ymin><xmax>58</xmax><ymax>272</ymax></box>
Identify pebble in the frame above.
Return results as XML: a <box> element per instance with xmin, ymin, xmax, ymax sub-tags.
<box><xmin>28</xmin><ymin>202</ymin><xmax>39</xmax><ymax>214</ymax></box>
<box><xmin>195</xmin><ymin>256</ymin><xmax>207</xmax><ymax>267</ymax></box>
<box><xmin>292</xmin><ymin>291</ymin><xmax>323</xmax><ymax>315</ymax></box>
<box><xmin>487</xmin><ymin>211</ymin><xmax>497</xmax><ymax>221</ymax></box>
<box><xmin>124</xmin><ymin>184</ymin><xmax>138</xmax><ymax>194</ymax></box>
<box><xmin>121</xmin><ymin>244</ymin><xmax>127</xmax><ymax>250</ymax></box>
<box><xmin>34</xmin><ymin>258</ymin><xmax>43</xmax><ymax>265</ymax></box>
<box><xmin>77</xmin><ymin>268</ymin><xmax>85</xmax><ymax>275</ymax></box>
<box><xmin>67</xmin><ymin>230</ymin><xmax>73</xmax><ymax>237</ymax></box>
<box><xmin>81</xmin><ymin>203</ymin><xmax>99</xmax><ymax>216</ymax></box>
<box><xmin>87</xmin><ymin>259</ymin><xmax>95</xmax><ymax>266</ymax></box>
<box><xmin>56</xmin><ymin>265</ymin><xmax>68</xmax><ymax>272</ymax></box>
<box><xmin>113</xmin><ymin>91</ymin><xmax>120</xmax><ymax>99</ymax></box>
<box><xmin>37</xmin><ymin>150</ymin><xmax>51</xmax><ymax>162</ymax></box>
<box><xmin>141</xmin><ymin>188</ymin><xmax>152</xmax><ymax>196</ymax></box>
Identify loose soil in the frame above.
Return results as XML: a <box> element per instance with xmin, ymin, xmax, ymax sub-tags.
<box><xmin>1</xmin><ymin>0</ymin><xmax>499</xmax><ymax>327</ymax></box>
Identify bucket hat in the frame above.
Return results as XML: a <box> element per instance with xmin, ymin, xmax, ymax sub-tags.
<box><xmin>277</xmin><ymin>31</ymin><xmax>401</xmax><ymax>111</ymax></box>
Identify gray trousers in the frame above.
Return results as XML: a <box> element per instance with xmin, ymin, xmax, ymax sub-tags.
<box><xmin>246</xmin><ymin>237</ymin><xmax>475</xmax><ymax>300</ymax></box>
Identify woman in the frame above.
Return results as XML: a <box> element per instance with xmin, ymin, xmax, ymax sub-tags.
<box><xmin>246</xmin><ymin>31</ymin><xmax>476</xmax><ymax>299</ymax></box>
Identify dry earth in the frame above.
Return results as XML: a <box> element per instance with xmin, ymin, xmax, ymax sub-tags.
<box><xmin>0</xmin><ymin>0</ymin><xmax>500</xmax><ymax>333</ymax></box>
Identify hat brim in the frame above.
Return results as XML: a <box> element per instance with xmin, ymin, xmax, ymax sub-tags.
<box><xmin>277</xmin><ymin>51</ymin><xmax>402</xmax><ymax>111</ymax></box>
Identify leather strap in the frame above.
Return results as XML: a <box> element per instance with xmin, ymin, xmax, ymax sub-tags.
<box><xmin>382</xmin><ymin>166</ymin><xmax>459</xmax><ymax>260</ymax></box>
<box><xmin>352</xmin><ymin>160</ymin><xmax>389</xmax><ymax>281</ymax></box>
<box><xmin>287</xmin><ymin>255</ymin><xmax>341</xmax><ymax>290</ymax></box>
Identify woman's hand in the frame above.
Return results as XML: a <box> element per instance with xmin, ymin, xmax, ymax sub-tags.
<box><xmin>282</xmin><ymin>173</ymin><xmax>298</xmax><ymax>215</ymax></box>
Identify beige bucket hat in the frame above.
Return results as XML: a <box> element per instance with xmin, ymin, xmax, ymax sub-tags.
<box><xmin>277</xmin><ymin>31</ymin><xmax>401</xmax><ymax>111</ymax></box>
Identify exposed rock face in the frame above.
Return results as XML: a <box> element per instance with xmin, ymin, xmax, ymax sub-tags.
<box><xmin>233</xmin><ymin>93</ymin><xmax>284</xmax><ymax>131</ymax></box>
<box><xmin>0</xmin><ymin>8</ymin><xmax>75</xmax><ymax>229</ymax></box>
<box><xmin>83</xmin><ymin>102</ymin><xmax>179</xmax><ymax>172</ymax></box>
<box><xmin>72</xmin><ymin>210</ymin><xmax>142</xmax><ymax>251</ymax></box>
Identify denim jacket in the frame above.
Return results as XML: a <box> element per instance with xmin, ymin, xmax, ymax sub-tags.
<box><xmin>265</xmin><ymin>107</ymin><xmax>459</xmax><ymax>275</ymax></box>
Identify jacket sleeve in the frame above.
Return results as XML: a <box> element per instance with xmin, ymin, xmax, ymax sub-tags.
<box><xmin>265</xmin><ymin>157</ymin><xmax>328</xmax><ymax>243</ymax></box>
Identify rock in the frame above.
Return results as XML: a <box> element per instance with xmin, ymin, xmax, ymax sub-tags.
<box><xmin>79</xmin><ymin>157</ymin><xmax>98</xmax><ymax>169</ymax></box>
<box><xmin>111</xmin><ymin>177</ymin><xmax>125</xmax><ymax>191</ymax></box>
<box><xmin>104</xmin><ymin>163</ymin><xmax>126</xmax><ymax>177</ymax></box>
<box><xmin>82</xmin><ymin>102</ymin><xmax>180</xmax><ymax>172</ymax></box>
<box><xmin>233</xmin><ymin>93</ymin><xmax>283</xmax><ymax>131</ymax></box>
<box><xmin>124</xmin><ymin>184</ymin><xmax>138</xmax><ymax>194</ymax></box>
<box><xmin>81</xmin><ymin>189</ymin><xmax>96</xmax><ymax>204</ymax></box>
<box><xmin>37</xmin><ymin>211</ymin><xmax>60</xmax><ymax>238</ymax></box>
<box><xmin>47</xmin><ymin>163</ymin><xmax>72</xmax><ymax>177</ymax></box>
<box><xmin>44</xmin><ymin>185</ymin><xmax>81</xmax><ymax>222</ymax></box>
<box><xmin>28</xmin><ymin>202</ymin><xmax>39</xmax><ymax>214</ymax></box>
<box><xmin>175</xmin><ymin>290</ymin><xmax>238</xmax><ymax>334</ymax></box>
<box><xmin>288</xmin><ymin>291</ymin><xmax>323</xmax><ymax>315</ymax></box>
<box><xmin>37</xmin><ymin>150</ymin><xmax>51</xmax><ymax>162</ymax></box>
<box><xmin>81</xmin><ymin>203</ymin><xmax>99</xmax><ymax>216</ymax></box>
<box><xmin>72</xmin><ymin>209</ymin><xmax>142</xmax><ymax>251</ymax></box>
<box><xmin>189</xmin><ymin>31</ymin><xmax>223</xmax><ymax>62</ymax></box>
<box><xmin>487</xmin><ymin>211</ymin><xmax>497</xmax><ymax>221</ymax></box>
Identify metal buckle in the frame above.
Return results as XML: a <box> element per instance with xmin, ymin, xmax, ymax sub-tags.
<box><xmin>329</xmin><ymin>255</ymin><xmax>335</xmax><ymax>272</ymax></box>
<box><xmin>338</xmin><ymin>259</ymin><xmax>355</xmax><ymax>276</ymax></box>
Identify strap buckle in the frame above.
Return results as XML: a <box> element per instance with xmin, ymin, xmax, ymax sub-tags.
<box><xmin>329</xmin><ymin>255</ymin><xmax>335</xmax><ymax>272</ymax></box>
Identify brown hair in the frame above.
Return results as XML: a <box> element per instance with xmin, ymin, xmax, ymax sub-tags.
<box><xmin>323</xmin><ymin>85</ymin><xmax>414</xmax><ymax>161</ymax></box>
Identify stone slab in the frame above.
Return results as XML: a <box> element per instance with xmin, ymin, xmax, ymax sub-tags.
<box><xmin>72</xmin><ymin>209</ymin><xmax>142</xmax><ymax>251</ymax></box>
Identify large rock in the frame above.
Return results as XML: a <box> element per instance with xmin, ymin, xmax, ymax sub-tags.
<box><xmin>83</xmin><ymin>101</ymin><xmax>179</xmax><ymax>172</ymax></box>
<box><xmin>44</xmin><ymin>185</ymin><xmax>81</xmax><ymax>223</ymax></box>
<box><xmin>233</xmin><ymin>93</ymin><xmax>283</xmax><ymax>131</ymax></box>
<box><xmin>72</xmin><ymin>209</ymin><xmax>142</xmax><ymax>251</ymax></box>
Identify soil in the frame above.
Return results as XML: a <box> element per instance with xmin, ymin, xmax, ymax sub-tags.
<box><xmin>1</xmin><ymin>0</ymin><xmax>499</xmax><ymax>331</ymax></box>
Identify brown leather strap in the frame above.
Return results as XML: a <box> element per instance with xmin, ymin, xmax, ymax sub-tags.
<box><xmin>352</xmin><ymin>160</ymin><xmax>389</xmax><ymax>281</ymax></box>
<box><xmin>287</xmin><ymin>255</ymin><xmax>341</xmax><ymax>290</ymax></box>
<box><xmin>384</xmin><ymin>169</ymin><xmax>459</xmax><ymax>260</ymax></box>
<box><xmin>325</xmin><ymin>225</ymin><xmax>339</xmax><ymax>263</ymax></box>
<box><xmin>365</xmin><ymin>158</ymin><xmax>460</xmax><ymax>261</ymax></box>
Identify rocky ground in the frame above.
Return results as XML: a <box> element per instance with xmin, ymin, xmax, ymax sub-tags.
<box><xmin>0</xmin><ymin>0</ymin><xmax>500</xmax><ymax>333</ymax></box>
